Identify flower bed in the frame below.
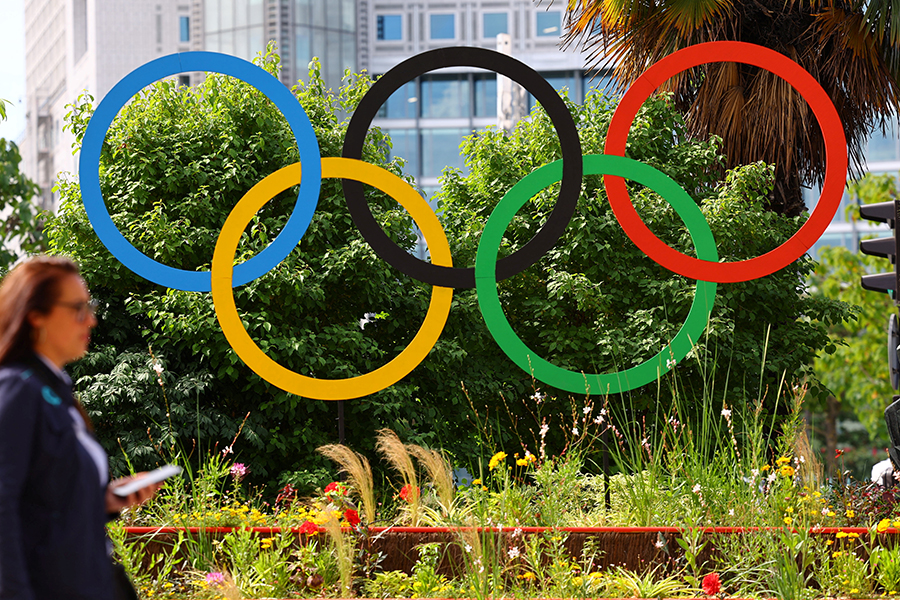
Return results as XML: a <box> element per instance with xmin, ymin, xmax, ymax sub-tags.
<box><xmin>121</xmin><ymin>525</ymin><xmax>881</xmax><ymax>574</ymax></box>
<box><xmin>114</xmin><ymin>524</ymin><xmax>900</xmax><ymax>599</ymax></box>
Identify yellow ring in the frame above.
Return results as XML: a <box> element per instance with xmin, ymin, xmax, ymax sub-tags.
<box><xmin>211</xmin><ymin>157</ymin><xmax>453</xmax><ymax>400</ymax></box>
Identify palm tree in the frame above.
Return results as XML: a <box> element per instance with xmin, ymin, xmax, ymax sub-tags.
<box><xmin>562</xmin><ymin>0</ymin><xmax>900</xmax><ymax>216</ymax></box>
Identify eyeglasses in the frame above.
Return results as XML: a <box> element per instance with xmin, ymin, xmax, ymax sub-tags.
<box><xmin>55</xmin><ymin>298</ymin><xmax>99</xmax><ymax>322</ymax></box>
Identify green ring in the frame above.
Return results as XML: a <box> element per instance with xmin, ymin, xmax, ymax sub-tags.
<box><xmin>474</xmin><ymin>154</ymin><xmax>718</xmax><ymax>395</ymax></box>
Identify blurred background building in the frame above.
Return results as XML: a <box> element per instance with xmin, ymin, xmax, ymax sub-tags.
<box><xmin>13</xmin><ymin>0</ymin><xmax>897</xmax><ymax>259</ymax></box>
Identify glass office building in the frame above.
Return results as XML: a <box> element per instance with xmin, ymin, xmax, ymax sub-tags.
<box><xmin>204</xmin><ymin>0</ymin><xmax>357</xmax><ymax>91</ymax></box>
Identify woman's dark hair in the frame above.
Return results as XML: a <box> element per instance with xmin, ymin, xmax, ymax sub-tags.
<box><xmin>0</xmin><ymin>256</ymin><xmax>81</xmax><ymax>365</ymax></box>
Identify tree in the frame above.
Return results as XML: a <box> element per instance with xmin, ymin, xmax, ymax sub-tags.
<box><xmin>48</xmin><ymin>49</ymin><xmax>850</xmax><ymax>493</ymax></box>
<box><xmin>811</xmin><ymin>174</ymin><xmax>898</xmax><ymax>474</ymax></box>
<box><xmin>0</xmin><ymin>98</ymin><xmax>45</xmax><ymax>273</ymax></box>
<box><xmin>561</xmin><ymin>0</ymin><xmax>900</xmax><ymax>216</ymax></box>
<box><xmin>435</xmin><ymin>89</ymin><xmax>850</xmax><ymax>443</ymax></box>
<box><xmin>50</xmin><ymin>51</ymin><xmax>475</xmax><ymax>491</ymax></box>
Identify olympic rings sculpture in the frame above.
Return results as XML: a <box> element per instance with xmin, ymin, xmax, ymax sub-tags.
<box><xmin>79</xmin><ymin>41</ymin><xmax>847</xmax><ymax>400</ymax></box>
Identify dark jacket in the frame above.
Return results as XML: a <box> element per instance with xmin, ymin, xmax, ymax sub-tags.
<box><xmin>0</xmin><ymin>356</ymin><xmax>114</xmax><ymax>600</ymax></box>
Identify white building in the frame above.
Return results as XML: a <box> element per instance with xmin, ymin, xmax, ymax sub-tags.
<box><xmin>22</xmin><ymin>0</ymin><xmax>202</xmax><ymax>209</ymax></box>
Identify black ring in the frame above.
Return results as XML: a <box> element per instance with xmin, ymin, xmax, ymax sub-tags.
<box><xmin>342</xmin><ymin>46</ymin><xmax>582</xmax><ymax>289</ymax></box>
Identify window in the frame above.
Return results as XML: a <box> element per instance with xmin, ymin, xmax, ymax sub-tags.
<box><xmin>583</xmin><ymin>71</ymin><xmax>618</xmax><ymax>100</ymax></box>
<box><xmin>377</xmin><ymin>81</ymin><xmax>418</xmax><ymax>119</ymax></box>
<box><xmin>474</xmin><ymin>74</ymin><xmax>497</xmax><ymax>117</ymax></box>
<box><xmin>421</xmin><ymin>75</ymin><xmax>469</xmax><ymax>118</ymax></box>
<box><xmin>179</xmin><ymin>16</ymin><xmax>190</xmax><ymax>42</ymax></box>
<box><xmin>536</xmin><ymin>11</ymin><xmax>561</xmax><ymax>37</ymax></box>
<box><xmin>430</xmin><ymin>14</ymin><xmax>455</xmax><ymax>40</ymax></box>
<box><xmin>867</xmin><ymin>121</ymin><xmax>900</xmax><ymax>163</ymax></box>
<box><xmin>385</xmin><ymin>129</ymin><xmax>420</xmax><ymax>177</ymax></box>
<box><xmin>178</xmin><ymin>75</ymin><xmax>191</xmax><ymax>87</ymax></box>
<box><xmin>421</xmin><ymin>128</ymin><xmax>469</xmax><ymax>178</ymax></box>
<box><xmin>73</xmin><ymin>0</ymin><xmax>87</xmax><ymax>61</ymax></box>
<box><xmin>483</xmin><ymin>12</ymin><xmax>508</xmax><ymax>38</ymax></box>
<box><xmin>528</xmin><ymin>71</ymin><xmax>575</xmax><ymax>109</ymax></box>
<box><xmin>377</xmin><ymin>14</ymin><xmax>402</xmax><ymax>40</ymax></box>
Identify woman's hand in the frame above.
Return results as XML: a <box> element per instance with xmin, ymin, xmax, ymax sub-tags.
<box><xmin>105</xmin><ymin>472</ymin><xmax>164</xmax><ymax>513</ymax></box>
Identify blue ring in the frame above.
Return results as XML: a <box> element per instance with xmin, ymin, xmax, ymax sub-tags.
<box><xmin>78</xmin><ymin>52</ymin><xmax>321</xmax><ymax>292</ymax></box>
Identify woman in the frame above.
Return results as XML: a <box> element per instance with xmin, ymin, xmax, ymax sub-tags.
<box><xmin>0</xmin><ymin>256</ymin><xmax>159</xmax><ymax>600</ymax></box>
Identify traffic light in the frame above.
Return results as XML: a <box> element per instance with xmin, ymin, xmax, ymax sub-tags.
<box><xmin>859</xmin><ymin>199</ymin><xmax>900</xmax><ymax>296</ymax></box>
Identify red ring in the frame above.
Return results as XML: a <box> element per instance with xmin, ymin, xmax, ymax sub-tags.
<box><xmin>604</xmin><ymin>41</ymin><xmax>847</xmax><ymax>283</ymax></box>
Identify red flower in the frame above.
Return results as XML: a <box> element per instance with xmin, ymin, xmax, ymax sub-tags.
<box><xmin>835</xmin><ymin>448</ymin><xmax>845</xmax><ymax>458</ymax></box>
<box><xmin>399</xmin><ymin>484</ymin><xmax>419</xmax><ymax>503</ymax></box>
<box><xmin>298</xmin><ymin>520</ymin><xmax>318</xmax><ymax>535</ymax></box>
<box><xmin>344</xmin><ymin>509</ymin><xmax>360</xmax><ymax>527</ymax></box>
<box><xmin>324</xmin><ymin>481</ymin><xmax>347</xmax><ymax>495</ymax></box>
<box><xmin>702</xmin><ymin>572</ymin><xmax>721</xmax><ymax>596</ymax></box>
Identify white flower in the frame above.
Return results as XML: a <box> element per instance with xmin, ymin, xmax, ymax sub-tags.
<box><xmin>797</xmin><ymin>455</ymin><xmax>806</xmax><ymax>464</ymax></box>
<box><xmin>464</xmin><ymin>544</ymin><xmax>472</xmax><ymax>553</ymax></box>
<box><xmin>728</xmin><ymin>509</ymin><xmax>735</xmax><ymax>516</ymax></box>
<box><xmin>530</xmin><ymin>391</ymin><xmax>545</xmax><ymax>404</ymax></box>
<box><xmin>513</xmin><ymin>527</ymin><xmax>523</xmax><ymax>538</ymax></box>
<box><xmin>152</xmin><ymin>361</ymin><xmax>164</xmax><ymax>376</ymax></box>
<box><xmin>721</xmin><ymin>408</ymin><xmax>732</xmax><ymax>419</ymax></box>
<box><xmin>539</xmin><ymin>424</ymin><xmax>549</xmax><ymax>437</ymax></box>
<box><xmin>593</xmin><ymin>415</ymin><xmax>604</xmax><ymax>425</ymax></box>
<box><xmin>582</xmin><ymin>406</ymin><xmax>591</xmax><ymax>415</ymax></box>
<box><xmin>572</xmin><ymin>427</ymin><xmax>579</xmax><ymax>436</ymax></box>
<box><xmin>767</xmin><ymin>471</ymin><xmax>777</xmax><ymax>483</ymax></box>
<box><xmin>654</xmin><ymin>538</ymin><xmax>665</xmax><ymax>549</ymax></box>
<box><xmin>692</xmin><ymin>484</ymin><xmax>701</xmax><ymax>494</ymax></box>
<box><xmin>358</xmin><ymin>312</ymin><xmax>377</xmax><ymax>329</ymax></box>
<box><xmin>666</xmin><ymin>358</ymin><xmax>676</xmax><ymax>369</ymax></box>
<box><xmin>508</xmin><ymin>547</ymin><xmax>521</xmax><ymax>559</ymax></box>
<box><xmin>821</xmin><ymin>507</ymin><xmax>829</xmax><ymax>516</ymax></box>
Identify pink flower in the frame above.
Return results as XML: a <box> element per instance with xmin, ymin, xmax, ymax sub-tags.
<box><xmin>230</xmin><ymin>463</ymin><xmax>248</xmax><ymax>480</ymax></box>
<box><xmin>344</xmin><ymin>509</ymin><xmax>360</xmax><ymax>527</ymax></box>
<box><xmin>702</xmin><ymin>572</ymin><xmax>721</xmax><ymax>596</ymax></box>
<box><xmin>298</xmin><ymin>520</ymin><xmax>318</xmax><ymax>535</ymax></box>
<box><xmin>206</xmin><ymin>572</ymin><xmax>226</xmax><ymax>586</ymax></box>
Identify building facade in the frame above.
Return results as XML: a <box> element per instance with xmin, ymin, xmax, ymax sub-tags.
<box><xmin>22</xmin><ymin>0</ymin><xmax>203</xmax><ymax>208</ymax></box>
<box><xmin>360</xmin><ymin>0</ymin><xmax>610</xmax><ymax>197</ymax></box>
<box><xmin>202</xmin><ymin>0</ymin><xmax>357</xmax><ymax>91</ymax></box>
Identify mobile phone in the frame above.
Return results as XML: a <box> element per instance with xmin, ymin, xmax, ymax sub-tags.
<box><xmin>111</xmin><ymin>464</ymin><xmax>183</xmax><ymax>497</ymax></box>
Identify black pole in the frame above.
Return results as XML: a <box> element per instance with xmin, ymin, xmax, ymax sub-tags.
<box><xmin>337</xmin><ymin>399</ymin><xmax>346</xmax><ymax>445</ymax></box>
<box><xmin>602</xmin><ymin>426</ymin><xmax>611</xmax><ymax>511</ymax></box>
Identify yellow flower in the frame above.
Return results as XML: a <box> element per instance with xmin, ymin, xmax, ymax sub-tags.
<box><xmin>518</xmin><ymin>572</ymin><xmax>536</xmax><ymax>580</ymax></box>
<box><xmin>847</xmin><ymin>532</ymin><xmax>860</xmax><ymax>539</ymax></box>
<box><xmin>825</xmin><ymin>540</ymin><xmax>834</xmax><ymax>545</ymax></box>
<box><xmin>516</xmin><ymin>459</ymin><xmax>529</xmax><ymax>466</ymax></box>
<box><xmin>785</xmin><ymin>507</ymin><xmax>794</xmax><ymax>514</ymax></box>
<box><xmin>783</xmin><ymin>516</ymin><xmax>793</xmax><ymax>526</ymax></box>
<box><xmin>836</xmin><ymin>531</ymin><xmax>848</xmax><ymax>538</ymax></box>
<box><xmin>472</xmin><ymin>478</ymin><xmax>482</xmax><ymax>486</ymax></box>
<box><xmin>260</xmin><ymin>537</ymin><xmax>273</xmax><ymax>549</ymax></box>
<box><xmin>779</xmin><ymin>465</ymin><xmax>795</xmax><ymax>477</ymax></box>
<box><xmin>878</xmin><ymin>518</ymin><xmax>892</xmax><ymax>533</ymax></box>
<box><xmin>833</xmin><ymin>551</ymin><xmax>843</xmax><ymax>558</ymax></box>
<box><xmin>761</xmin><ymin>465</ymin><xmax>771</xmax><ymax>472</ymax></box>
<box><xmin>846</xmin><ymin>509</ymin><xmax>855</xmax><ymax>518</ymax></box>
<box><xmin>777</xmin><ymin>456</ymin><xmax>792</xmax><ymax>465</ymax></box>
<box><xmin>488</xmin><ymin>452</ymin><xmax>507</xmax><ymax>471</ymax></box>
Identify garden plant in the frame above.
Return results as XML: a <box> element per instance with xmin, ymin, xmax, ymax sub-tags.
<box><xmin>42</xmin><ymin>45</ymin><xmax>886</xmax><ymax>599</ymax></box>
